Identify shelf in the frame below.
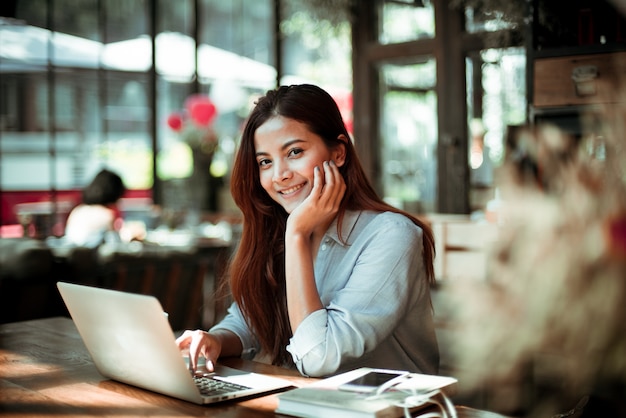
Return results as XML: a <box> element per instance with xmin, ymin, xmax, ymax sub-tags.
<box><xmin>533</xmin><ymin>51</ymin><xmax>626</xmax><ymax>108</ymax></box>
<box><xmin>532</xmin><ymin>44</ymin><xmax>626</xmax><ymax>59</ymax></box>
<box><xmin>526</xmin><ymin>0</ymin><xmax>625</xmax><ymax>140</ymax></box>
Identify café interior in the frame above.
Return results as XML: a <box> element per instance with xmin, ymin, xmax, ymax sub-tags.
<box><xmin>1</xmin><ymin>0</ymin><xmax>625</xmax><ymax>417</ymax></box>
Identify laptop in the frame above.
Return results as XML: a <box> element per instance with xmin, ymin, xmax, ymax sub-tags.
<box><xmin>57</xmin><ymin>281</ymin><xmax>295</xmax><ymax>405</ymax></box>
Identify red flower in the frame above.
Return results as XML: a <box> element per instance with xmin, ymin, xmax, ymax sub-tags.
<box><xmin>166</xmin><ymin>112</ymin><xmax>184</xmax><ymax>132</ymax></box>
<box><xmin>185</xmin><ymin>94</ymin><xmax>217</xmax><ymax>127</ymax></box>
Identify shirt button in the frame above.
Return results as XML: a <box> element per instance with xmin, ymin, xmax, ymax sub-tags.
<box><xmin>321</xmin><ymin>244</ymin><xmax>327</xmax><ymax>251</ymax></box>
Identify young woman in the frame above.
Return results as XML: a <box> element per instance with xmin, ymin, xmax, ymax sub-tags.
<box><xmin>64</xmin><ymin>169</ymin><xmax>126</xmax><ymax>247</ymax></box>
<box><xmin>177</xmin><ymin>84</ymin><xmax>439</xmax><ymax>377</ymax></box>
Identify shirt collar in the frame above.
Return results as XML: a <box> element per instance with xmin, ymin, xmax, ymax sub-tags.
<box><xmin>325</xmin><ymin>210</ymin><xmax>362</xmax><ymax>246</ymax></box>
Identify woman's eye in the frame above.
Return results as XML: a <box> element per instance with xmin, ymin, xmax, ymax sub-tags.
<box><xmin>288</xmin><ymin>148</ymin><xmax>303</xmax><ymax>158</ymax></box>
<box><xmin>258</xmin><ymin>158</ymin><xmax>271</xmax><ymax>168</ymax></box>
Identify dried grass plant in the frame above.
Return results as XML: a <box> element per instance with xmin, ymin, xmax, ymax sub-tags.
<box><xmin>445</xmin><ymin>79</ymin><xmax>626</xmax><ymax>416</ymax></box>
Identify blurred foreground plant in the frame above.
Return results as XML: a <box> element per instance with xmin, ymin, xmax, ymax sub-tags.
<box><xmin>446</xmin><ymin>93</ymin><xmax>626</xmax><ymax>416</ymax></box>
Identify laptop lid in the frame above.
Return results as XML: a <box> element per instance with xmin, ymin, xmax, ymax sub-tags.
<box><xmin>57</xmin><ymin>281</ymin><xmax>294</xmax><ymax>404</ymax></box>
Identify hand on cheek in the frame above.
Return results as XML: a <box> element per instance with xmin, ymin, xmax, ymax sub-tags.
<box><xmin>288</xmin><ymin>160</ymin><xmax>346</xmax><ymax>237</ymax></box>
<box><xmin>321</xmin><ymin>160</ymin><xmax>346</xmax><ymax>208</ymax></box>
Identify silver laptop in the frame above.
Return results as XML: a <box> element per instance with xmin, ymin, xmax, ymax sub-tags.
<box><xmin>57</xmin><ymin>281</ymin><xmax>294</xmax><ymax>405</ymax></box>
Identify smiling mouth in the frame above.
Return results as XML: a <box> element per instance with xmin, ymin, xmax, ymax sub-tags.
<box><xmin>279</xmin><ymin>183</ymin><xmax>305</xmax><ymax>196</ymax></box>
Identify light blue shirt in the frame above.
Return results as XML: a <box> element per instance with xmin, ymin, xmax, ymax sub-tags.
<box><xmin>211</xmin><ymin>210</ymin><xmax>439</xmax><ymax>377</ymax></box>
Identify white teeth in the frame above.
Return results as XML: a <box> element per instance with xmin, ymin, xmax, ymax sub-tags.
<box><xmin>280</xmin><ymin>184</ymin><xmax>304</xmax><ymax>195</ymax></box>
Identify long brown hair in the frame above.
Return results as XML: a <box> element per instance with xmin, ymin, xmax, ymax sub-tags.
<box><xmin>229</xmin><ymin>84</ymin><xmax>435</xmax><ymax>366</ymax></box>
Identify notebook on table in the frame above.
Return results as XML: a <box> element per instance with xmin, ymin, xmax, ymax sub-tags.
<box><xmin>276</xmin><ymin>367</ymin><xmax>458</xmax><ymax>418</ymax></box>
<box><xmin>57</xmin><ymin>281</ymin><xmax>294</xmax><ymax>405</ymax></box>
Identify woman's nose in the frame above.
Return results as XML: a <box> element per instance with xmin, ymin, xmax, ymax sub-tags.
<box><xmin>272</xmin><ymin>162</ymin><xmax>292</xmax><ymax>183</ymax></box>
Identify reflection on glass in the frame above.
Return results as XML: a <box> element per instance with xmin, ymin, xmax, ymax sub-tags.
<box><xmin>198</xmin><ymin>45</ymin><xmax>276</xmax><ymax>88</ymax></box>
<box><xmin>465</xmin><ymin>1</ymin><xmax>526</xmax><ymax>33</ymax></box>
<box><xmin>0</xmin><ymin>15</ymin><xmax>100</xmax><ymax>69</ymax></box>
<box><xmin>379</xmin><ymin>59</ymin><xmax>437</xmax><ymax>213</ymax></box>
<box><xmin>102</xmin><ymin>36</ymin><xmax>151</xmax><ymax>72</ymax></box>
<box><xmin>379</xmin><ymin>0</ymin><xmax>435</xmax><ymax>44</ymax></box>
<box><xmin>382</xmin><ymin>59</ymin><xmax>435</xmax><ymax>90</ymax></box>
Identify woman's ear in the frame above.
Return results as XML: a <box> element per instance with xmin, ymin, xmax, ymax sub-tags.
<box><xmin>332</xmin><ymin>135</ymin><xmax>348</xmax><ymax>167</ymax></box>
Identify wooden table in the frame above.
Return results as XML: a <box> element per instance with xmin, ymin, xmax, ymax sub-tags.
<box><xmin>0</xmin><ymin>317</ymin><xmax>507</xmax><ymax>417</ymax></box>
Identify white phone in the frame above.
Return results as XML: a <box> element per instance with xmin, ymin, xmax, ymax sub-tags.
<box><xmin>338</xmin><ymin>369</ymin><xmax>409</xmax><ymax>393</ymax></box>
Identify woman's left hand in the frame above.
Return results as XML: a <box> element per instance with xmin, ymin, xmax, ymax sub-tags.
<box><xmin>287</xmin><ymin>160</ymin><xmax>346</xmax><ymax>238</ymax></box>
<box><xmin>284</xmin><ymin>160</ymin><xmax>345</xmax><ymax>330</ymax></box>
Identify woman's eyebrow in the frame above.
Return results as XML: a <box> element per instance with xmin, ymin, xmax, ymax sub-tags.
<box><xmin>281</xmin><ymin>139</ymin><xmax>306</xmax><ymax>150</ymax></box>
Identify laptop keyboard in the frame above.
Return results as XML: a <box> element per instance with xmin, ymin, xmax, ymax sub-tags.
<box><xmin>193</xmin><ymin>375</ymin><xmax>251</xmax><ymax>396</ymax></box>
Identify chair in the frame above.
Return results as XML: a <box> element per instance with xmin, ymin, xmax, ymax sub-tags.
<box><xmin>98</xmin><ymin>241</ymin><xmax>231</xmax><ymax>332</ymax></box>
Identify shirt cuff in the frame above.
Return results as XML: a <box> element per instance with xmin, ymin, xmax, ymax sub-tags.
<box><xmin>286</xmin><ymin>309</ymin><xmax>327</xmax><ymax>365</ymax></box>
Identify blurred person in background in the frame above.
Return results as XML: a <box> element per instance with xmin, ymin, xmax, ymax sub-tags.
<box><xmin>64</xmin><ymin>169</ymin><xmax>126</xmax><ymax>248</ymax></box>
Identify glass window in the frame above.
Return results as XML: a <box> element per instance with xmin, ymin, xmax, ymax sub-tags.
<box><xmin>201</xmin><ymin>0</ymin><xmax>274</xmax><ymax>63</ymax></box>
<box><xmin>280</xmin><ymin>1</ymin><xmax>352</xmax><ymax>89</ymax></box>
<box><xmin>156</xmin><ymin>0</ymin><xmax>197</xmax><ymax>210</ymax></box>
<box><xmin>101</xmin><ymin>74</ymin><xmax>152</xmax><ymax>190</ymax></box>
<box><xmin>280</xmin><ymin>0</ymin><xmax>352</xmax><ymax>140</ymax></box>
<box><xmin>155</xmin><ymin>0</ymin><xmax>277</xmax><ymax>213</ymax></box>
<box><xmin>1</xmin><ymin>0</ymin><xmax>152</xmax><ymax>236</ymax></box>
<box><xmin>105</xmin><ymin>0</ymin><xmax>149</xmax><ymax>42</ymax></box>
<box><xmin>0</xmin><ymin>74</ymin><xmax>50</xmax><ymax>191</ymax></box>
<box><xmin>0</xmin><ymin>0</ymin><xmax>354</xmax><ymax>233</ymax></box>
<box><xmin>466</xmin><ymin>47</ymin><xmax>526</xmax><ymax>211</ymax></box>
<box><xmin>102</xmin><ymin>0</ymin><xmax>150</xmax><ymax>72</ymax></box>
<box><xmin>379</xmin><ymin>58</ymin><xmax>438</xmax><ymax>213</ymax></box>
<box><xmin>51</xmin><ymin>71</ymin><xmax>103</xmax><ymax>190</ymax></box>
<box><xmin>199</xmin><ymin>0</ymin><xmax>275</xmax><ymax>89</ymax></box>
<box><xmin>466</xmin><ymin>47</ymin><xmax>526</xmax><ymax>166</ymax></box>
<box><xmin>156</xmin><ymin>0</ymin><xmax>195</xmax><ymax>80</ymax></box>
<box><xmin>379</xmin><ymin>0</ymin><xmax>435</xmax><ymax>44</ymax></box>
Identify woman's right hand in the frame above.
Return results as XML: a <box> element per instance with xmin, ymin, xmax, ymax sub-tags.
<box><xmin>175</xmin><ymin>329</ymin><xmax>222</xmax><ymax>374</ymax></box>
